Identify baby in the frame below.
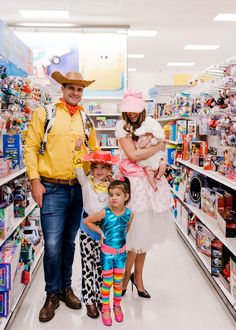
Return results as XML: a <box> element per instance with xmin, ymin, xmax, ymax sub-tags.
<box><xmin>135</xmin><ymin>116</ymin><xmax>167</xmax><ymax>191</ymax></box>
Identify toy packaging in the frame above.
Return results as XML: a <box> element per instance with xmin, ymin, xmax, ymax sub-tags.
<box><xmin>0</xmin><ymin>241</ymin><xmax>22</xmax><ymax>291</ymax></box>
<box><xmin>196</xmin><ymin>221</ymin><xmax>215</xmax><ymax>257</ymax></box>
<box><xmin>3</xmin><ymin>134</ymin><xmax>23</xmax><ymax>170</ymax></box>
<box><xmin>176</xmin><ymin>120</ymin><xmax>187</xmax><ymax>142</ymax></box>
<box><xmin>211</xmin><ymin>238</ymin><xmax>223</xmax><ymax>277</ymax></box>
<box><xmin>187</xmin><ymin>120</ymin><xmax>197</xmax><ymax>141</ymax></box>
<box><xmin>201</xmin><ymin>187</ymin><xmax>217</xmax><ymax>219</ymax></box>
<box><xmin>230</xmin><ymin>256</ymin><xmax>236</xmax><ymax>299</ymax></box>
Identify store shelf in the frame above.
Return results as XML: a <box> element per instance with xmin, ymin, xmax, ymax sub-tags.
<box><xmin>157</xmin><ymin>116</ymin><xmax>196</xmax><ymax>122</ymax></box>
<box><xmin>171</xmin><ymin>188</ymin><xmax>236</xmax><ymax>256</ymax></box>
<box><xmin>0</xmin><ymin>246</ymin><xmax>44</xmax><ymax>330</ymax></box>
<box><xmin>175</xmin><ymin>221</ymin><xmax>236</xmax><ymax>317</ymax></box>
<box><xmin>0</xmin><ymin>200</ymin><xmax>37</xmax><ymax>248</ymax></box>
<box><xmin>88</xmin><ymin>113</ymin><xmax>121</xmax><ymax>116</ymax></box>
<box><xmin>166</xmin><ymin>140</ymin><xmax>183</xmax><ymax>145</ymax></box>
<box><xmin>169</xmin><ymin>164</ymin><xmax>180</xmax><ymax>171</ymax></box>
<box><xmin>30</xmin><ymin>246</ymin><xmax>44</xmax><ymax>276</ymax></box>
<box><xmin>95</xmin><ymin>128</ymin><xmax>116</xmax><ymax>131</ymax></box>
<box><xmin>0</xmin><ymin>168</ymin><xmax>26</xmax><ymax>186</ymax></box>
<box><xmin>178</xmin><ymin>159</ymin><xmax>236</xmax><ymax>190</ymax></box>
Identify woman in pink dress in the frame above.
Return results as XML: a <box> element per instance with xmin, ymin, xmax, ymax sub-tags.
<box><xmin>115</xmin><ymin>89</ymin><xmax>173</xmax><ymax>298</ymax></box>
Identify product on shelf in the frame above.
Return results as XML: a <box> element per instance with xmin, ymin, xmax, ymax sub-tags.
<box><xmin>176</xmin><ymin>120</ymin><xmax>187</xmax><ymax>142</ymax></box>
<box><xmin>169</xmin><ymin>121</ymin><xmax>177</xmax><ymax>141</ymax></box>
<box><xmin>167</xmin><ymin>144</ymin><xmax>177</xmax><ymax>165</ymax></box>
<box><xmin>196</xmin><ymin>220</ymin><xmax>215</xmax><ymax>257</ymax></box>
<box><xmin>0</xmin><ymin>186</ymin><xmax>14</xmax><ymax>239</ymax></box>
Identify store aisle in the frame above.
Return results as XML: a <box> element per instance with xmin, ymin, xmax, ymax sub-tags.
<box><xmin>8</xmin><ymin>222</ymin><xmax>235</xmax><ymax>330</ymax></box>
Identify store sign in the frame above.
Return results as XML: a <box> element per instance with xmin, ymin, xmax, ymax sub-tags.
<box><xmin>3</xmin><ymin>134</ymin><xmax>22</xmax><ymax>169</ymax></box>
<box><xmin>0</xmin><ymin>20</ymin><xmax>33</xmax><ymax>75</ymax></box>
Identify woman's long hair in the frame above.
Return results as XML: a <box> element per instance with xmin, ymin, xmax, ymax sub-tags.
<box><xmin>122</xmin><ymin>109</ymin><xmax>146</xmax><ymax>141</ymax></box>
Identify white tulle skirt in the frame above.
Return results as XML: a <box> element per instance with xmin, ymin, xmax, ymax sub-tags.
<box><xmin>126</xmin><ymin>208</ymin><xmax>174</xmax><ymax>253</ymax></box>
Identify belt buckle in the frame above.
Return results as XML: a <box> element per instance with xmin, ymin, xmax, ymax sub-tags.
<box><xmin>116</xmin><ymin>248</ymin><xmax>120</xmax><ymax>254</ymax></box>
<box><xmin>68</xmin><ymin>178</ymin><xmax>75</xmax><ymax>186</ymax></box>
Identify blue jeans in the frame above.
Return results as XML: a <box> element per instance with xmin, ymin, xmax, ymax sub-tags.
<box><xmin>40</xmin><ymin>182</ymin><xmax>83</xmax><ymax>294</ymax></box>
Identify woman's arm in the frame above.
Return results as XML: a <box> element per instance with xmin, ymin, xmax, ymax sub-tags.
<box><xmin>119</xmin><ymin>135</ymin><xmax>164</xmax><ymax>162</ymax></box>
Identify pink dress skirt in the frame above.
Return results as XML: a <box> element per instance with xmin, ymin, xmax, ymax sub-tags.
<box><xmin>118</xmin><ymin>158</ymin><xmax>174</xmax><ymax>253</ymax></box>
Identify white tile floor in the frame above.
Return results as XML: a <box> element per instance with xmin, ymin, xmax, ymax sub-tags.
<box><xmin>8</xmin><ymin>222</ymin><xmax>236</xmax><ymax>330</ymax></box>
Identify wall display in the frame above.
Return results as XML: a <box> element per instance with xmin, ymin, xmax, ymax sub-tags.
<box><xmin>0</xmin><ymin>20</ymin><xmax>33</xmax><ymax>76</ymax></box>
<box><xmin>15</xmin><ymin>31</ymin><xmax>127</xmax><ymax>97</ymax></box>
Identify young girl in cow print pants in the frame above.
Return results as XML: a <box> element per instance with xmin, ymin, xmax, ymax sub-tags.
<box><xmin>74</xmin><ymin>141</ymin><xmax>118</xmax><ymax>319</ymax></box>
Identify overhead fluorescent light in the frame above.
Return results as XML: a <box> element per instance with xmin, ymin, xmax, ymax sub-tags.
<box><xmin>128</xmin><ymin>68</ymin><xmax>137</xmax><ymax>72</ymax></box>
<box><xmin>20</xmin><ymin>23</ymin><xmax>74</xmax><ymax>27</ymax></box>
<box><xmin>19</xmin><ymin>10</ymin><xmax>70</xmax><ymax>18</ymax></box>
<box><xmin>128</xmin><ymin>54</ymin><xmax>144</xmax><ymax>59</ymax></box>
<box><xmin>213</xmin><ymin>14</ymin><xmax>236</xmax><ymax>21</ymax></box>
<box><xmin>167</xmin><ymin>62</ymin><xmax>195</xmax><ymax>66</ymax></box>
<box><xmin>184</xmin><ymin>45</ymin><xmax>220</xmax><ymax>50</ymax></box>
<box><xmin>119</xmin><ymin>30</ymin><xmax>157</xmax><ymax>37</ymax></box>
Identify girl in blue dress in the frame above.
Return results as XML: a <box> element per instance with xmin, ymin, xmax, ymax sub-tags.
<box><xmin>84</xmin><ymin>179</ymin><xmax>133</xmax><ymax>326</ymax></box>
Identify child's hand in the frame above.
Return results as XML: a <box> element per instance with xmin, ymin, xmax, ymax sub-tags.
<box><xmin>106</xmin><ymin>172</ymin><xmax>114</xmax><ymax>182</ymax></box>
<box><xmin>75</xmin><ymin>138</ymin><xmax>83</xmax><ymax>151</ymax></box>
<box><xmin>99</xmin><ymin>231</ymin><xmax>106</xmax><ymax>246</ymax></box>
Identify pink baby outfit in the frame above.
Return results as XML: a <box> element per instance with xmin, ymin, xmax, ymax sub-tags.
<box><xmin>115</xmin><ymin>120</ymin><xmax>174</xmax><ymax>253</ymax></box>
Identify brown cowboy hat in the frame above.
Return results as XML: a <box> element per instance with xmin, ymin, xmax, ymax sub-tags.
<box><xmin>51</xmin><ymin>71</ymin><xmax>95</xmax><ymax>87</ymax></box>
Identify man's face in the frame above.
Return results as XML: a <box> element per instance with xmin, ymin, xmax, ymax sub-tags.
<box><xmin>61</xmin><ymin>84</ymin><xmax>84</xmax><ymax>106</ymax></box>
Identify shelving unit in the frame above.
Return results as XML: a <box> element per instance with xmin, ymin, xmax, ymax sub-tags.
<box><xmin>100</xmin><ymin>146</ymin><xmax>119</xmax><ymax>149</ymax></box>
<box><xmin>0</xmin><ymin>168</ymin><xmax>26</xmax><ymax>187</ymax></box>
<box><xmin>0</xmin><ymin>246</ymin><xmax>44</xmax><ymax>330</ymax></box>
<box><xmin>0</xmin><ymin>164</ymin><xmax>43</xmax><ymax>328</ymax></box>
<box><xmin>175</xmin><ymin>220</ymin><xmax>236</xmax><ymax>316</ymax></box>
<box><xmin>171</xmin><ymin>188</ymin><xmax>236</xmax><ymax>256</ymax></box>
<box><xmin>0</xmin><ymin>199</ymin><xmax>37</xmax><ymax>247</ymax></box>
<box><xmin>90</xmin><ymin>112</ymin><xmax>119</xmax><ymax>149</ymax></box>
<box><xmin>171</xmin><ymin>161</ymin><xmax>236</xmax><ymax>319</ymax></box>
<box><xmin>178</xmin><ymin>159</ymin><xmax>236</xmax><ymax>191</ymax></box>
<box><xmin>95</xmin><ymin>128</ymin><xmax>116</xmax><ymax>131</ymax></box>
<box><xmin>157</xmin><ymin>116</ymin><xmax>197</xmax><ymax>122</ymax></box>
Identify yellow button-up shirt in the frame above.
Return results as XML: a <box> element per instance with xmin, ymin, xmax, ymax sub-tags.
<box><xmin>24</xmin><ymin>100</ymin><xmax>99</xmax><ymax>180</ymax></box>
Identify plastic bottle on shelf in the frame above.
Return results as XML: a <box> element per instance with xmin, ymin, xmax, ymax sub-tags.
<box><xmin>163</xmin><ymin>123</ymin><xmax>170</xmax><ymax>139</ymax></box>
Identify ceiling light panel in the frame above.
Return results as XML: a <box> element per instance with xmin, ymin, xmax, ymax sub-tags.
<box><xmin>213</xmin><ymin>14</ymin><xmax>236</xmax><ymax>21</ymax></box>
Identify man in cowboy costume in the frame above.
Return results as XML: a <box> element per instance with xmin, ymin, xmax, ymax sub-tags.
<box><xmin>25</xmin><ymin>71</ymin><xmax>99</xmax><ymax>322</ymax></box>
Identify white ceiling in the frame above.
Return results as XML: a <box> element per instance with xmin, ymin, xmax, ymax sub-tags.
<box><xmin>1</xmin><ymin>0</ymin><xmax>236</xmax><ymax>73</ymax></box>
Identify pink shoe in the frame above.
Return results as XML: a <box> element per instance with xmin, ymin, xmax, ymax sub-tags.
<box><xmin>101</xmin><ymin>309</ymin><xmax>112</xmax><ymax>326</ymax></box>
<box><xmin>113</xmin><ymin>306</ymin><xmax>124</xmax><ymax>322</ymax></box>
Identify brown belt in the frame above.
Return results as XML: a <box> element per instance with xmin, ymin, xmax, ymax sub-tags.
<box><xmin>41</xmin><ymin>176</ymin><xmax>79</xmax><ymax>186</ymax></box>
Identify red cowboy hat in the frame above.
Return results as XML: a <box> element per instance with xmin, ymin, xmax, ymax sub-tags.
<box><xmin>83</xmin><ymin>151</ymin><xmax>119</xmax><ymax>165</ymax></box>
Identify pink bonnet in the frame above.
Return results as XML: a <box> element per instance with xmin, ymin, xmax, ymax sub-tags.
<box><xmin>120</xmin><ymin>89</ymin><xmax>145</xmax><ymax>113</ymax></box>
